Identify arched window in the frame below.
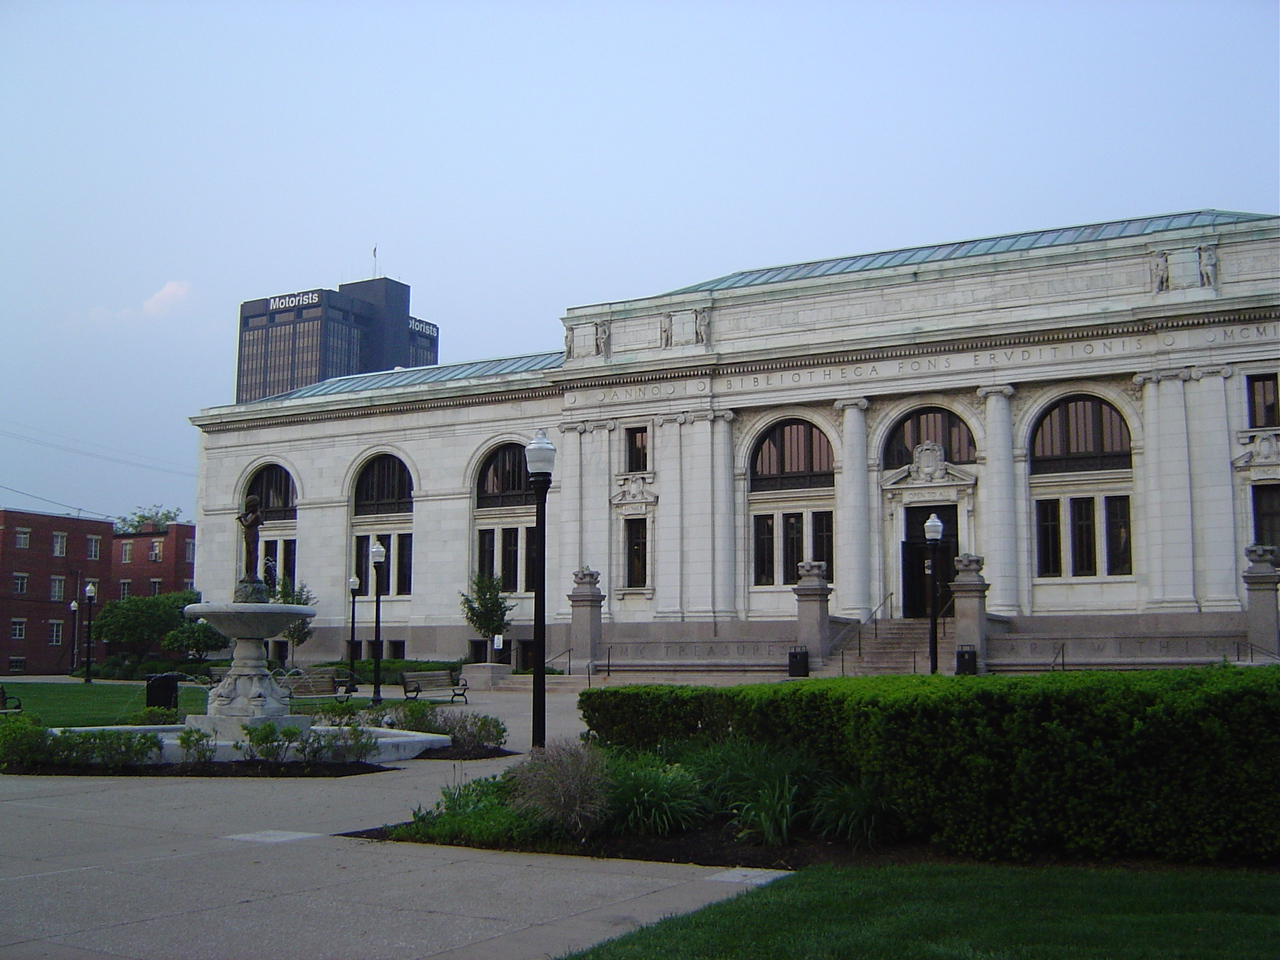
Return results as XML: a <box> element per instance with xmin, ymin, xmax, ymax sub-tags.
<box><xmin>476</xmin><ymin>444</ymin><xmax>536</xmax><ymax>508</ymax></box>
<box><xmin>354</xmin><ymin>454</ymin><xmax>413</xmax><ymax>515</ymax></box>
<box><xmin>1030</xmin><ymin>396</ymin><xmax>1131</xmax><ymax>474</ymax></box>
<box><xmin>883</xmin><ymin>407</ymin><xmax>976</xmax><ymax>468</ymax></box>
<box><xmin>750</xmin><ymin>419</ymin><xmax>835</xmax><ymax>491</ymax></box>
<box><xmin>246</xmin><ymin>464</ymin><xmax>296</xmax><ymax>521</ymax></box>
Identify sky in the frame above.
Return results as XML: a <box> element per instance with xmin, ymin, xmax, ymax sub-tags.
<box><xmin>1</xmin><ymin>0</ymin><xmax>1276</xmax><ymax>526</ymax></box>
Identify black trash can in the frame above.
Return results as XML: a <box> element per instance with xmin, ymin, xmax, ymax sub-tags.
<box><xmin>788</xmin><ymin>645</ymin><xmax>810</xmax><ymax>678</ymax></box>
<box><xmin>955</xmin><ymin>645</ymin><xmax>978</xmax><ymax>676</ymax></box>
<box><xmin>145</xmin><ymin>673</ymin><xmax>180</xmax><ymax>710</ymax></box>
<box><xmin>469</xmin><ymin>639</ymin><xmax>489</xmax><ymax>664</ymax></box>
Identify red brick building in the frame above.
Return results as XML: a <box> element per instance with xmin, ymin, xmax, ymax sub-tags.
<box><xmin>112</xmin><ymin>522</ymin><xmax>196</xmax><ymax>601</ymax></box>
<box><xmin>0</xmin><ymin>509</ymin><xmax>115</xmax><ymax>675</ymax></box>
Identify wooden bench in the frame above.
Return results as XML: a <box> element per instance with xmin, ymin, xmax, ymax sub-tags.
<box><xmin>0</xmin><ymin>685</ymin><xmax>22</xmax><ymax>715</ymax></box>
<box><xmin>276</xmin><ymin>668</ymin><xmax>353</xmax><ymax>704</ymax></box>
<box><xmin>402</xmin><ymin>671</ymin><xmax>468</xmax><ymax>704</ymax></box>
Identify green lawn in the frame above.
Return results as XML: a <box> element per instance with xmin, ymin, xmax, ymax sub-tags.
<box><xmin>565</xmin><ymin>863</ymin><xmax>1278</xmax><ymax>960</ymax></box>
<box><xmin>4</xmin><ymin>682</ymin><xmax>381</xmax><ymax>727</ymax></box>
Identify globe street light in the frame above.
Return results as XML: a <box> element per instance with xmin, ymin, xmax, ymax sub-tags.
<box><xmin>370</xmin><ymin>540</ymin><xmax>387</xmax><ymax>707</ymax></box>
<box><xmin>69</xmin><ymin>598</ymin><xmax>79</xmax><ymax>675</ymax></box>
<box><xmin>82</xmin><ymin>582</ymin><xmax>97</xmax><ymax>684</ymax></box>
<box><xmin>347</xmin><ymin>574</ymin><xmax>361</xmax><ymax>694</ymax></box>
<box><xmin>524</xmin><ymin>428</ymin><xmax>556</xmax><ymax>749</ymax></box>
<box><xmin>924</xmin><ymin>513</ymin><xmax>943</xmax><ymax>675</ymax></box>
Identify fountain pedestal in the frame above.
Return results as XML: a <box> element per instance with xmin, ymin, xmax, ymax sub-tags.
<box><xmin>184</xmin><ymin>600</ymin><xmax>317</xmax><ymax>740</ymax></box>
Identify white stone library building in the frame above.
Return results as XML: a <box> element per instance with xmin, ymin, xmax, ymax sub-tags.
<box><xmin>193</xmin><ymin>210</ymin><xmax>1280</xmax><ymax>675</ymax></box>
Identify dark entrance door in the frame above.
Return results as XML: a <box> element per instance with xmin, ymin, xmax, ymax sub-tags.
<box><xmin>901</xmin><ymin>505</ymin><xmax>959</xmax><ymax>619</ymax></box>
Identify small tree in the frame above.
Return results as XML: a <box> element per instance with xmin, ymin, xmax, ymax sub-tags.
<box><xmin>94</xmin><ymin>591</ymin><xmax>198</xmax><ymax>663</ymax></box>
<box><xmin>115</xmin><ymin>505</ymin><xmax>182</xmax><ymax>534</ymax></box>
<box><xmin>460</xmin><ymin>574</ymin><xmax>515</xmax><ymax>641</ymax></box>
<box><xmin>272</xmin><ymin>577</ymin><xmax>316</xmax><ymax>668</ymax></box>
<box><xmin>162</xmin><ymin>619</ymin><xmax>226</xmax><ymax>662</ymax></box>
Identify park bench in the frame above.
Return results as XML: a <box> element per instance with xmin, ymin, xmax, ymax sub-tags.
<box><xmin>402</xmin><ymin>670</ymin><xmax>468</xmax><ymax>704</ymax></box>
<box><xmin>0</xmin><ymin>685</ymin><xmax>22</xmax><ymax>715</ymax></box>
<box><xmin>275</xmin><ymin>668</ymin><xmax>353</xmax><ymax>704</ymax></box>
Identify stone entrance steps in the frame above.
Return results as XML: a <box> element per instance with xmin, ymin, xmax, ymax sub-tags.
<box><xmin>815</xmin><ymin>618</ymin><xmax>953</xmax><ymax>677</ymax></box>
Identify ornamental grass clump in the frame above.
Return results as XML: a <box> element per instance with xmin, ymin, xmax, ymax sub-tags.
<box><xmin>506</xmin><ymin>739</ymin><xmax>611</xmax><ymax>841</ymax></box>
<box><xmin>604</xmin><ymin>752</ymin><xmax>708</xmax><ymax>836</ymax></box>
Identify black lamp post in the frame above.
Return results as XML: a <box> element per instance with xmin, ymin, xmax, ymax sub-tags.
<box><xmin>924</xmin><ymin>513</ymin><xmax>943</xmax><ymax>675</ymax></box>
<box><xmin>524</xmin><ymin>428</ymin><xmax>556</xmax><ymax>749</ymax></box>
<box><xmin>82</xmin><ymin>582</ymin><xmax>97</xmax><ymax>684</ymax></box>
<box><xmin>347</xmin><ymin>574</ymin><xmax>360</xmax><ymax>694</ymax></box>
<box><xmin>370</xmin><ymin>540</ymin><xmax>386</xmax><ymax>707</ymax></box>
<box><xmin>69</xmin><ymin>598</ymin><xmax>80</xmax><ymax>674</ymax></box>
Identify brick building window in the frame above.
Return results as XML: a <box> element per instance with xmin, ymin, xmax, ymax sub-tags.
<box><xmin>11</xmin><ymin>619</ymin><xmax>26</xmax><ymax>641</ymax></box>
<box><xmin>13</xmin><ymin>573</ymin><xmax>27</xmax><ymax>595</ymax></box>
<box><xmin>148</xmin><ymin>540</ymin><xmax>163</xmax><ymax>562</ymax></box>
<box><xmin>52</xmin><ymin>532</ymin><xmax>67</xmax><ymax>557</ymax></box>
<box><xmin>121</xmin><ymin>541</ymin><xmax>133</xmax><ymax>563</ymax></box>
<box><xmin>48</xmin><ymin>621</ymin><xmax>63</xmax><ymax>645</ymax></box>
<box><xmin>87</xmin><ymin>536</ymin><xmax>101</xmax><ymax>560</ymax></box>
<box><xmin>15</xmin><ymin>528</ymin><xmax>30</xmax><ymax>549</ymax></box>
<box><xmin>50</xmin><ymin>577</ymin><xmax>65</xmax><ymax>602</ymax></box>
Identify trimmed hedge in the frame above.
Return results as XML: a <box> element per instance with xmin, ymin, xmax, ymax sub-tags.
<box><xmin>578</xmin><ymin>667</ymin><xmax>1280</xmax><ymax>863</ymax></box>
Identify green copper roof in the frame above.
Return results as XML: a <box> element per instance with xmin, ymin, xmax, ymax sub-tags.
<box><xmin>263</xmin><ymin>351</ymin><xmax>565</xmax><ymax>402</ymax></box>
<box><xmin>667</xmin><ymin>210</ymin><xmax>1277</xmax><ymax>295</ymax></box>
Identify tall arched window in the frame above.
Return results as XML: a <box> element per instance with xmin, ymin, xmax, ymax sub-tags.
<box><xmin>750</xmin><ymin>419</ymin><xmax>835</xmax><ymax>491</ymax></box>
<box><xmin>476</xmin><ymin>444</ymin><xmax>536</xmax><ymax>508</ymax></box>
<box><xmin>354</xmin><ymin>454</ymin><xmax>414</xmax><ymax>515</ymax></box>
<box><xmin>474</xmin><ymin>443</ymin><xmax>537</xmax><ymax>594</ymax></box>
<box><xmin>883</xmin><ymin>407</ymin><xmax>976</xmax><ymax>468</ymax></box>
<box><xmin>246</xmin><ymin>464</ymin><xmax>297</xmax><ymax>521</ymax></box>
<box><xmin>749</xmin><ymin>419</ymin><xmax>835</xmax><ymax>587</ymax></box>
<box><xmin>1029</xmin><ymin>396</ymin><xmax>1133</xmax><ymax>580</ymax></box>
<box><xmin>1030</xmin><ymin>395</ymin><xmax>1131</xmax><ymax>474</ymax></box>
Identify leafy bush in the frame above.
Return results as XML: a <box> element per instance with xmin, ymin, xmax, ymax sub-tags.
<box><xmin>177</xmin><ymin>727</ymin><xmax>215</xmax><ymax>764</ymax></box>
<box><xmin>605</xmin><ymin>752</ymin><xmax>708</xmax><ymax>836</ymax></box>
<box><xmin>48</xmin><ymin>729</ymin><xmax>163</xmax><ymax>768</ymax></box>
<box><xmin>579</xmin><ymin>668</ymin><xmax>1280</xmax><ymax>862</ymax></box>
<box><xmin>389</xmin><ymin>775</ymin><xmax>543</xmax><ymax>848</ymax></box>
<box><xmin>317</xmin><ymin>658</ymin><xmax>463</xmax><ymax>685</ymax></box>
<box><xmin>389</xmin><ymin>702</ymin><xmax>508</xmax><ymax>751</ymax></box>
<box><xmin>122</xmin><ymin>706</ymin><xmax>180</xmax><ymax>725</ymax></box>
<box><xmin>0</xmin><ymin>716</ymin><xmax>50</xmax><ymax>771</ymax></box>
<box><xmin>507</xmin><ymin>739</ymin><xmax>612</xmax><ymax>841</ymax></box>
<box><xmin>809</xmin><ymin>775</ymin><xmax>901</xmax><ymax>849</ymax></box>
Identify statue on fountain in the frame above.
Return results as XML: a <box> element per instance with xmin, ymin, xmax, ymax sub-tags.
<box><xmin>234</xmin><ymin>494</ymin><xmax>270</xmax><ymax>602</ymax></box>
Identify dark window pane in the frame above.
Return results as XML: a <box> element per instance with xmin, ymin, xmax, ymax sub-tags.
<box><xmin>625</xmin><ymin>518</ymin><xmax>647</xmax><ymax>588</ymax></box>
<box><xmin>1036</xmin><ymin>500</ymin><xmax>1062</xmax><ymax>577</ymax></box>
<box><xmin>478</xmin><ymin>529</ymin><xmax>495</xmax><ymax>579</ymax></box>
<box><xmin>283</xmin><ymin>539</ymin><xmax>296</xmax><ymax>585</ymax></box>
<box><xmin>477</xmin><ymin>444</ymin><xmax>536</xmax><ymax>507</ymax></box>
<box><xmin>751</xmin><ymin>420</ymin><xmax>835</xmax><ymax>490</ymax></box>
<box><xmin>375</xmin><ymin>534</ymin><xmax>392</xmax><ymax>595</ymax></box>
<box><xmin>1070</xmin><ymin>498</ymin><xmax>1097</xmax><ymax>576</ymax></box>
<box><xmin>1105</xmin><ymin>497</ymin><xmax>1131</xmax><ymax>576</ymax></box>
<box><xmin>884</xmin><ymin>407</ymin><xmax>977</xmax><ymax>468</ymax></box>
<box><xmin>524</xmin><ymin>526</ymin><xmax>539</xmax><ymax>593</ymax></box>
<box><xmin>354</xmin><ymin>535</ymin><xmax>369</xmax><ymax>595</ymax></box>
<box><xmin>396</xmin><ymin>533</ymin><xmax>413</xmax><ymax>595</ymax></box>
<box><xmin>354</xmin><ymin>455</ymin><xmax>413</xmax><ymax>515</ymax></box>
<box><xmin>782</xmin><ymin>513</ymin><xmax>804</xmax><ymax>584</ymax></box>
<box><xmin>263</xmin><ymin>539</ymin><xmax>278</xmax><ymax>591</ymax></box>
<box><xmin>1031</xmin><ymin>396</ymin><xmax>1131</xmax><ymax>474</ymax></box>
<box><xmin>247</xmin><ymin>464</ymin><xmax>297</xmax><ymax>520</ymax></box>
<box><xmin>1248</xmin><ymin>375</ymin><xmax>1279</xmax><ymax>428</ymax></box>
<box><xmin>753</xmin><ymin>515</ymin><xmax>774</xmax><ymax>585</ymax></box>
<box><xmin>501</xmin><ymin>528</ymin><xmax>519</xmax><ymax>592</ymax></box>
<box><xmin>812</xmin><ymin>511</ymin><xmax>834</xmax><ymax>581</ymax></box>
<box><xmin>1254</xmin><ymin>484</ymin><xmax>1280</xmax><ymax>548</ymax></box>
<box><xmin>626</xmin><ymin>427</ymin><xmax>649</xmax><ymax>473</ymax></box>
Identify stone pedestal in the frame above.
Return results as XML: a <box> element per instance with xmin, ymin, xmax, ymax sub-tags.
<box><xmin>460</xmin><ymin>661</ymin><xmax>514</xmax><ymax>690</ymax></box>
<box><xmin>1242</xmin><ymin>545</ymin><xmax>1280</xmax><ymax>657</ymax></box>
<box><xmin>949</xmin><ymin>553</ymin><xmax>991</xmax><ymax>674</ymax></box>
<box><xmin>568</xmin><ymin>568</ymin><xmax>605</xmax><ymax>672</ymax></box>
<box><xmin>792</xmin><ymin>561</ymin><xmax>833</xmax><ymax>660</ymax></box>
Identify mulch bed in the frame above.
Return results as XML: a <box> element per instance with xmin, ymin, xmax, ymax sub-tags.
<box><xmin>7</xmin><ymin>761</ymin><xmax>392</xmax><ymax>778</ymax></box>
<box><xmin>412</xmin><ymin>744</ymin><xmax>517</xmax><ymax>761</ymax></box>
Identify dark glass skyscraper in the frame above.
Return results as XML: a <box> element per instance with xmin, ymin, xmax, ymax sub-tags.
<box><xmin>236</xmin><ymin>277</ymin><xmax>438</xmax><ymax>403</ymax></box>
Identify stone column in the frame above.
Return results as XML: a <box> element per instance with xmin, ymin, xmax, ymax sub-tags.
<box><xmin>1188</xmin><ymin>367</ymin><xmax>1240</xmax><ymax>610</ymax></box>
<box><xmin>835</xmin><ymin>398</ymin><xmax>871</xmax><ymax>620</ymax></box>
<box><xmin>949</xmin><ymin>553</ymin><xmax>991</xmax><ymax>674</ymax></box>
<box><xmin>792</xmin><ymin>560</ymin><xmax>833</xmax><ymax>660</ymax></box>
<box><xmin>1151</xmin><ymin>370</ymin><xmax>1198</xmax><ymax>609</ymax></box>
<box><xmin>1243</xmin><ymin>545</ymin><xmax>1280</xmax><ymax>658</ymax></box>
<box><xmin>977</xmin><ymin>386</ymin><xmax>1019</xmax><ymax>615</ymax></box>
<box><xmin>654</xmin><ymin>415</ymin><xmax>686</xmax><ymax>620</ymax></box>
<box><xmin>568</xmin><ymin>568</ymin><xmax>606</xmax><ymax>670</ymax></box>
<box><xmin>711</xmin><ymin>411</ymin><xmax>737</xmax><ymax>619</ymax></box>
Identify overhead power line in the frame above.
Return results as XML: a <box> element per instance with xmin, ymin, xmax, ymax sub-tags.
<box><xmin>0</xmin><ymin>429</ymin><xmax>197</xmax><ymax>478</ymax></box>
<box><xmin>0</xmin><ymin>483</ymin><xmax>116</xmax><ymax>520</ymax></box>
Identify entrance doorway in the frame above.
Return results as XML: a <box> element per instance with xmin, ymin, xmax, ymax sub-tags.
<box><xmin>901</xmin><ymin>505</ymin><xmax>959</xmax><ymax>619</ymax></box>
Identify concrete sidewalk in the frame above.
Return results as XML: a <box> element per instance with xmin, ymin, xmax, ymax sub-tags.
<box><xmin>0</xmin><ymin>688</ymin><xmax>786</xmax><ymax>960</ymax></box>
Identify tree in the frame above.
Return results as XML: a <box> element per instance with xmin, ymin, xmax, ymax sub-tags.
<box><xmin>459</xmin><ymin>574</ymin><xmax>515</xmax><ymax>640</ymax></box>
<box><xmin>115</xmin><ymin>505</ymin><xmax>182</xmax><ymax>534</ymax></box>
<box><xmin>93</xmin><ymin>591</ymin><xmax>198</xmax><ymax>662</ymax></box>
<box><xmin>272</xmin><ymin>577</ymin><xmax>316</xmax><ymax>667</ymax></box>
<box><xmin>162</xmin><ymin>619</ymin><xmax>226</xmax><ymax>661</ymax></box>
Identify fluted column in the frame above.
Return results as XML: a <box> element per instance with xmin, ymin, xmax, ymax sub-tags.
<box><xmin>711</xmin><ymin>411</ymin><xmax>738</xmax><ymax>618</ymax></box>
<box><xmin>835</xmin><ymin>398</ymin><xmax>871</xmax><ymax>620</ymax></box>
<box><xmin>977</xmin><ymin>385</ymin><xmax>1019</xmax><ymax>615</ymax></box>
<box><xmin>1138</xmin><ymin>370</ymin><xmax>1199</xmax><ymax>610</ymax></box>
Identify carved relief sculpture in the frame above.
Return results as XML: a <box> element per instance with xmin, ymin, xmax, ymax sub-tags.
<box><xmin>1198</xmin><ymin>245</ymin><xmax>1218</xmax><ymax>288</ymax></box>
<box><xmin>908</xmin><ymin>441</ymin><xmax>950</xmax><ymax>483</ymax></box>
<box><xmin>594</xmin><ymin>320</ymin><xmax>611</xmax><ymax>358</ymax></box>
<box><xmin>1152</xmin><ymin>251</ymin><xmax>1170</xmax><ymax>292</ymax></box>
<box><xmin>660</xmin><ymin>313</ymin><xmax>674</xmax><ymax>348</ymax></box>
<box><xmin>694</xmin><ymin>307</ymin><xmax>710</xmax><ymax>345</ymax></box>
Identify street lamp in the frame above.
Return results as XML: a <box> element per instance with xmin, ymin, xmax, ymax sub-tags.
<box><xmin>82</xmin><ymin>582</ymin><xmax>97</xmax><ymax>684</ymax></box>
<box><xmin>69</xmin><ymin>599</ymin><xmax>80</xmax><ymax>674</ymax></box>
<box><xmin>347</xmin><ymin>574</ymin><xmax>361</xmax><ymax>694</ymax></box>
<box><xmin>924</xmin><ymin>513</ymin><xmax>943</xmax><ymax>675</ymax></box>
<box><xmin>524</xmin><ymin>428</ymin><xmax>556</xmax><ymax>749</ymax></box>
<box><xmin>370</xmin><ymin>540</ymin><xmax>386</xmax><ymax>707</ymax></box>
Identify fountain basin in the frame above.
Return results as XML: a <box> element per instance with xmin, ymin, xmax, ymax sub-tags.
<box><xmin>185</xmin><ymin>602</ymin><xmax>316</xmax><ymax>641</ymax></box>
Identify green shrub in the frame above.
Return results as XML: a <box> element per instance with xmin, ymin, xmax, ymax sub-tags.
<box><xmin>388</xmin><ymin>702</ymin><xmax>508</xmax><ymax>751</ymax></box>
<box><xmin>507</xmin><ymin>739</ymin><xmax>612</xmax><ymax>841</ymax></box>
<box><xmin>122</xmin><ymin>706</ymin><xmax>180</xmax><ymax>725</ymax></box>
<box><xmin>0</xmin><ymin>716</ymin><xmax>50</xmax><ymax>771</ymax></box>
<box><xmin>48</xmin><ymin>729</ymin><xmax>163</xmax><ymax>768</ymax></box>
<box><xmin>177</xmin><ymin>727</ymin><xmax>215</xmax><ymax>764</ymax></box>
<box><xmin>810</xmin><ymin>775</ymin><xmax>901</xmax><ymax>849</ymax></box>
<box><xmin>389</xmin><ymin>775</ymin><xmax>543</xmax><ymax>847</ymax></box>
<box><xmin>578</xmin><ymin>668</ymin><xmax>1280</xmax><ymax>862</ymax></box>
<box><xmin>605</xmin><ymin>752</ymin><xmax>708</xmax><ymax>836</ymax></box>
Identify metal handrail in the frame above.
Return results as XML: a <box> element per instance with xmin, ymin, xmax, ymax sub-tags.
<box><xmin>1234</xmin><ymin>640</ymin><xmax>1280</xmax><ymax>664</ymax></box>
<box><xmin>1050</xmin><ymin>642</ymin><xmax>1067</xmax><ymax>671</ymax></box>
<box><xmin>546</xmin><ymin>646</ymin><xmax>572</xmax><ymax>675</ymax></box>
<box><xmin>938</xmin><ymin>595</ymin><xmax>956</xmax><ymax>639</ymax></box>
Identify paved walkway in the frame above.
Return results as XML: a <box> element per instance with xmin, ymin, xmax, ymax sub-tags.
<box><xmin>0</xmin><ymin>685</ymin><xmax>785</xmax><ymax>960</ymax></box>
